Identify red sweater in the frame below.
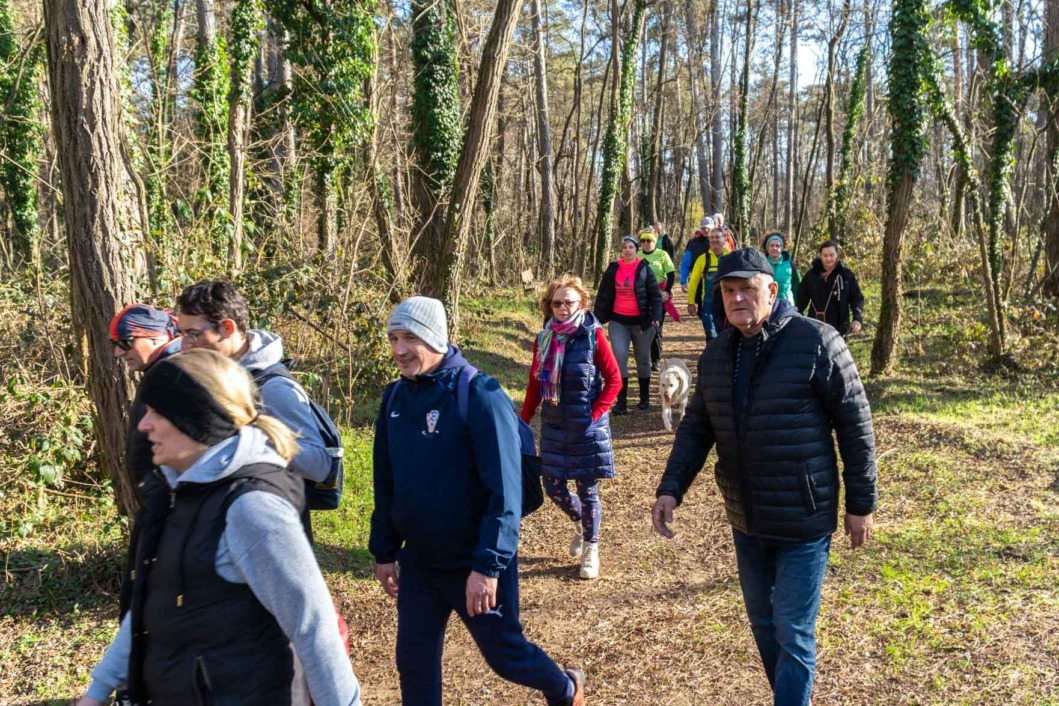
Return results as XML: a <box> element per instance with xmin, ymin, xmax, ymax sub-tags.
<box><xmin>521</xmin><ymin>327</ymin><xmax>622</xmax><ymax>423</ymax></box>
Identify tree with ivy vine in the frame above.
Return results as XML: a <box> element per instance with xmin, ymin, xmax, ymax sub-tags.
<box><xmin>870</xmin><ymin>0</ymin><xmax>931</xmax><ymax>376</ymax></box>
<box><xmin>408</xmin><ymin>0</ymin><xmax>462</xmax><ymax>288</ymax></box>
<box><xmin>0</xmin><ymin>0</ymin><xmax>43</xmax><ymax>270</ymax></box>
<box><xmin>594</xmin><ymin>0</ymin><xmax>647</xmax><ymax>277</ymax></box>
<box><xmin>272</xmin><ymin>0</ymin><xmax>376</xmax><ymax>257</ymax></box>
<box><xmin>828</xmin><ymin>44</ymin><xmax>869</xmax><ymax>245</ymax></box>
<box><xmin>191</xmin><ymin>3</ymin><xmax>231</xmax><ymax>241</ymax></box>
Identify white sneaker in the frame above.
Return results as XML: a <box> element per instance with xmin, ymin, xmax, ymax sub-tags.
<box><xmin>579</xmin><ymin>542</ymin><xmax>599</xmax><ymax>579</ymax></box>
<box><xmin>569</xmin><ymin>522</ymin><xmax>584</xmax><ymax>558</ymax></box>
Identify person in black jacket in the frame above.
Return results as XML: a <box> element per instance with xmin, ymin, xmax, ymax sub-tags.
<box><xmin>595</xmin><ymin>236</ymin><xmax>663</xmax><ymax>414</ymax></box>
<box><xmin>795</xmin><ymin>239</ymin><xmax>864</xmax><ymax>337</ymax></box>
<box><xmin>651</xmin><ymin>249</ymin><xmax>877</xmax><ymax>706</ymax></box>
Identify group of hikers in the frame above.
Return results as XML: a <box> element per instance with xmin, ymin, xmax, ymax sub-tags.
<box><xmin>78</xmin><ymin>212</ymin><xmax>878</xmax><ymax>706</ymax></box>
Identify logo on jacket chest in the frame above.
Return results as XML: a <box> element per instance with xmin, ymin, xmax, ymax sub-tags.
<box><xmin>423</xmin><ymin>410</ymin><xmax>440</xmax><ymax>436</ymax></box>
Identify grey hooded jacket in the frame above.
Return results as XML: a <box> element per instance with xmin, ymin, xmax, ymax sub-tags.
<box><xmin>240</xmin><ymin>330</ymin><xmax>333</xmax><ymax>483</ymax></box>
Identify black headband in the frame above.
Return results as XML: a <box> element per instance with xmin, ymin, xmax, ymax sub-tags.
<box><xmin>139</xmin><ymin>357</ymin><xmax>239</xmax><ymax>447</ymax></box>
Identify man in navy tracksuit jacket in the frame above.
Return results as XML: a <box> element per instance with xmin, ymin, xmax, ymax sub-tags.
<box><xmin>370</xmin><ymin>297</ymin><xmax>586</xmax><ymax>706</ymax></box>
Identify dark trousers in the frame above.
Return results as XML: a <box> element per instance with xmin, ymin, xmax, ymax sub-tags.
<box><xmin>651</xmin><ymin>312</ymin><xmax>666</xmax><ymax>363</ymax></box>
<box><xmin>396</xmin><ymin>553</ymin><xmax>573</xmax><ymax>706</ymax></box>
<box><xmin>542</xmin><ymin>476</ymin><xmax>602</xmax><ymax>543</ymax></box>
<box><xmin>732</xmin><ymin>529</ymin><xmax>831</xmax><ymax>706</ymax></box>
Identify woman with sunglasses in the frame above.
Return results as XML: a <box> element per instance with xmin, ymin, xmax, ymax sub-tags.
<box><xmin>76</xmin><ymin>349</ymin><xmax>361</xmax><ymax>706</ymax></box>
<box><xmin>521</xmin><ymin>275</ymin><xmax>621</xmax><ymax>579</ymax></box>
<box><xmin>594</xmin><ymin>236</ymin><xmax>663</xmax><ymax>414</ymax></box>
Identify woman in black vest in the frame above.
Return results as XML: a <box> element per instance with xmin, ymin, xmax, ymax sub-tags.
<box><xmin>796</xmin><ymin>239</ymin><xmax>865</xmax><ymax>337</ymax></box>
<box><xmin>595</xmin><ymin>236</ymin><xmax>663</xmax><ymax>413</ymax></box>
<box><xmin>76</xmin><ymin>349</ymin><xmax>361</xmax><ymax>706</ymax></box>
<box><xmin>521</xmin><ymin>275</ymin><xmax>622</xmax><ymax>579</ymax></box>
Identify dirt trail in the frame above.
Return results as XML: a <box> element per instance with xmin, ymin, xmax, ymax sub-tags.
<box><xmin>337</xmin><ymin>291</ymin><xmax>799</xmax><ymax>705</ymax></box>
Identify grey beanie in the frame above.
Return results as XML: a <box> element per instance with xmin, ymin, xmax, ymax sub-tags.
<box><xmin>387</xmin><ymin>296</ymin><xmax>448</xmax><ymax>353</ymax></box>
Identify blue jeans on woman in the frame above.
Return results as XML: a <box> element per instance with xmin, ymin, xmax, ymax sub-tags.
<box><xmin>731</xmin><ymin>529</ymin><xmax>832</xmax><ymax>706</ymax></box>
<box><xmin>699</xmin><ymin>298</ymin><xmax>717</xmax><ymax>339</ymax></box>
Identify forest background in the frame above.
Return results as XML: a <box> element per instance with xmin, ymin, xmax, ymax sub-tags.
<box><xmin>1</xmin><ymin>0</ymin><xmax>1058</xmax><ymax>702</ymax></box>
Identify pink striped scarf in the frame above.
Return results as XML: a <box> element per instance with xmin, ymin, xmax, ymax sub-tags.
<box><xmin>535</xmin><ymin>310</ymin><xmax>586</xmax><ymax>404</ymax></box>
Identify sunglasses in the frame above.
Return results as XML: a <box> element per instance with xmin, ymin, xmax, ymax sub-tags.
<box><xmin>551</xmin><ymin>300</ymin><xmax>581</xmax><ymax>310</ymax></box>
<box><xmin>179</xmin><ymin>321</ymin><xmax>220</xmax><ymax>341</ymax></box>
<box><xmin>110</xmin><ymin>338</ymin><xmax>135</xmax><ymax>351</ymax></box>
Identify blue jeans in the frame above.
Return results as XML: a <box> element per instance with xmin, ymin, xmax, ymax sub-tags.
<box><xmin>732</xmin><ymin>529</ymin><xmax>832</xmax><ymax>706</ymax></box>
<box><xmin>699</xmin><ymin>298</ymin><xmax>717</xmax><ymax>339</ymax></box>
<box><xmin>395</xmin><ymin>553</ymin><xmax>574</xmax><ymax>706</ymax></box>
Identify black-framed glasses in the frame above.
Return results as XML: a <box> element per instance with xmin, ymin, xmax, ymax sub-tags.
<box><xmin>551</xmin><ymin>300</ymin><xmax>581</xmax><ymax>310</ymax></box>
<box><xmin>110</xmin><ymin>338</ymin><xmax>135</xmax><ymax>351</ymax></box>
<box><xmin>180</xmin><ymin>321</ymin><xmax>220</xmax><ymax>341</ymax></box>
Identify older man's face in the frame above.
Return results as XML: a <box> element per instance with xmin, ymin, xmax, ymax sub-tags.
<box><xmin>720</xmin><ymin>274</ymin><xmax>778</xmax><ymax>336</ymax></box>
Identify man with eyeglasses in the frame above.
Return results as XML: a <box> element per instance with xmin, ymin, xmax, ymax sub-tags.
<box><xmin>175</xmin><ymin>280</ymin><xmax>333</xmax><ymax>540</ymax></box>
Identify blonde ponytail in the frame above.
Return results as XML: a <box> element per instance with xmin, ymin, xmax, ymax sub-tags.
<box><xmin>168</xmin><ymin>348</ymin><xmax>299</xmax><ymax>460</ymax></box>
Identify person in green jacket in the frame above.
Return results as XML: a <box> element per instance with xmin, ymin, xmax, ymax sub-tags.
<box><xmin>638</xmin><ymin>228</ymin><xmax>676</xmax><ymax>371</ymax></box>
<box><xmin>762</xmin><ymin>231</ymin><xmax>800</xmax><ymax>305</ymax></box>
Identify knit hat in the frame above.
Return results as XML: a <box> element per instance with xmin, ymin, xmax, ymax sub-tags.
<box><xmin>699</xmin><ymin>216</ymin><xmax>715</xmax><ymax>231</ymax></box>
<box><xmin>715</xmin><ymin>248</ymin><xmax>775</xmax><ymax>280</ymax></box>
<box><xmin>387</xmin><ymin>296</ymin><xmax>448</xmax><ymax>353</ymax></box>
<box><xmin>109</xmin><ymin>304</ymin><xmax>178</xmax><ymax>342</ymax></box>
<box><xmin>620</xmin><ymin>235</ymin><xmax>639</xmax><ymax>249</ymax></box>
<box><xmin>763</xmin><ymin>232</ymin><xmax>786</xmax><ymax>249</ymax></box>
<box><xmin>139</xmin><ymin>357</ymin><xmax>238</xmax><ymax>447</ymax></box>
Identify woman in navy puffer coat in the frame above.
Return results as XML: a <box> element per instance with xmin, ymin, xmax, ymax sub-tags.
<box><xmin>522</xmin><ymin>275</ymin><xmax>622</xmax><ymax>580</ymax></box>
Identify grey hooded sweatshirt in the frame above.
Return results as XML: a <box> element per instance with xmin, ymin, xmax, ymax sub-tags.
<box><xmin>240</xmin><ymin>330</ymin><xmax>334</xmax><ymax>483</ymax></box>
<box><xmin>83</xmin><ymin>426</ymin><xmax>361</xmax><ymax>706</ymax></box>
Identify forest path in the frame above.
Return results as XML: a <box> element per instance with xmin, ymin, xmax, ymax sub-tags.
<box><xmin>335</xmin><ymin>290</ymin><xmax>790</xmax><ymax>705</ymax></box>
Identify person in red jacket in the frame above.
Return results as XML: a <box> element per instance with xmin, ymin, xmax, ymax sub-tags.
<box><xmin>521</xmin><ymin>275</ymin><xmax>621</xmax><ymax>579</ymax></box>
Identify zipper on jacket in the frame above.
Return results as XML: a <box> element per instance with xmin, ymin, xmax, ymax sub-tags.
<box><xmin>193</xmin><ymin>654</ymin><xmax>214</xmax><ymax>705</ymax></box>
<box><xmin>734</xmin><ymin>326</ymin><xmax>781</xmax><ymax>533</ymax></box>
<box><xmin>801</xmin><ymin>469</ymin><xmax>818</xmax><ymax>513</ymax></box>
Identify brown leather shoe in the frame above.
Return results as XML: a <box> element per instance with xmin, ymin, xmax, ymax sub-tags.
<box><xmin>566</xmin><ymin>668</ymin><xmax>586</xmax><ymax>706</ymax></box>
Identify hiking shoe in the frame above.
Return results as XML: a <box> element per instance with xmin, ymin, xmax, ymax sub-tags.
<box><xmin>569</xmin><ymin>522</ymin><xmax>584</xmax><ymax>558</ymax></box>
<box><xmin>566</xmin><ymin>667</ymin><xmax>586</xmax><ymax>706</ymax></box>
<box><xmin>579</xmin><ymin>542</ymin><xmax>599</xmax><ymax>579</ymax></box>
<box><xmin>651</xmin><ymin>361</ymin><xmax>659</xmax><ymax>372</ymax></box>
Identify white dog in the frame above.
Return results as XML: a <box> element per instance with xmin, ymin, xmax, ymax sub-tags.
<box><xmin>658</xmin><ymin>358</ymin><xmax>692</xmax><ymax>432</ymax></box>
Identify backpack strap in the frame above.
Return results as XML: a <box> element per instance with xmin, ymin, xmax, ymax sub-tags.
<box><xmin>249</xmin><ymin>361</ymin><xmax>295</xmax><ymax>387</ymax></box>
<box><xmin>455</xmin><ymin>365</ymin><xmax>479</xmax><ymax>423</ymax></box>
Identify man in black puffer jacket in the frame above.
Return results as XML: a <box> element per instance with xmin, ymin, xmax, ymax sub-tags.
<box><xmin>651</xmin><ymin>249</ymin><xmax>877</xmax><ymax>706</ymax></box>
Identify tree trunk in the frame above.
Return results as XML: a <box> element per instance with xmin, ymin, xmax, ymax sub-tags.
<box><xmin>594</xmin><ymin>0</ymin><xmax>648</xmax><ymax>276</ymax></box>
<box><xmin>785</xmin><ymin>0</ymin><xmax>797</xmax><ymax>233</ymax></box>
<box><xmin>436</xmin><ymin>0</ymin><xmax>521</xmax><ymax>336</ymax></box>
<box><xmin>227</xmin><ymin>0</ymin><xmax>260</xmax><ymax>275</ymax></box>
<box><xmin>683</xmin><ymin>1</ymin><xmax>711</xmax><ymax>215</ymax></box>
<box><xmin>409</xmin><ymin>0</ymin><xmax>461</xmax><ymax>291</ymax></box>
<box><xmin>731</xmin><ymin>0</ymin><xmax>754</xmax><ymax>240</ymax></box>
<box><xmin>950</xmin><ymin>19</ymin><xmax>966</xmax><ymax>240</ymax></box>
<box><xmin>530</xmin><ymin>0</ymin><xmax>556</xmax><ymax>278</ymax></box>
<box><xmin>870</xmin><ymin>0</ymin><xmax>930</xmax><ymax>375</ymax></box>
<box><xmin>710</xmin><ymin>0</ymin><xmax>724</xmax><ymax>213</ymax></box>
<box><xmin>645</xmin><ymin>0</ymin><xmax>672</xmax><ymax>226</ymax></box>
<box><xmin>44</xmin><ymin>0</ymin><xmax>138</xmax><ymax>515</ymax></box>
<box><xmin>1045</xmin><ymin>0</ymin><xmax>1059</xmax><ymax>298</ymax></box>
<box><xmin>824</xmin><ymin>0</ymin><xmax>851</xmax><ymax>238</ymax></box>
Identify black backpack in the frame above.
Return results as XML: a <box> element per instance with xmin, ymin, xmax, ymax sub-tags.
<box><xmin>383</xmin><ymin>365</ymin><xmax>544</xmax><ymax>517</ymax></box>
<box><xmin>251</xmin><ymin>362</ymin><xmax>344</xmax><ymax>511</ymax></box>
